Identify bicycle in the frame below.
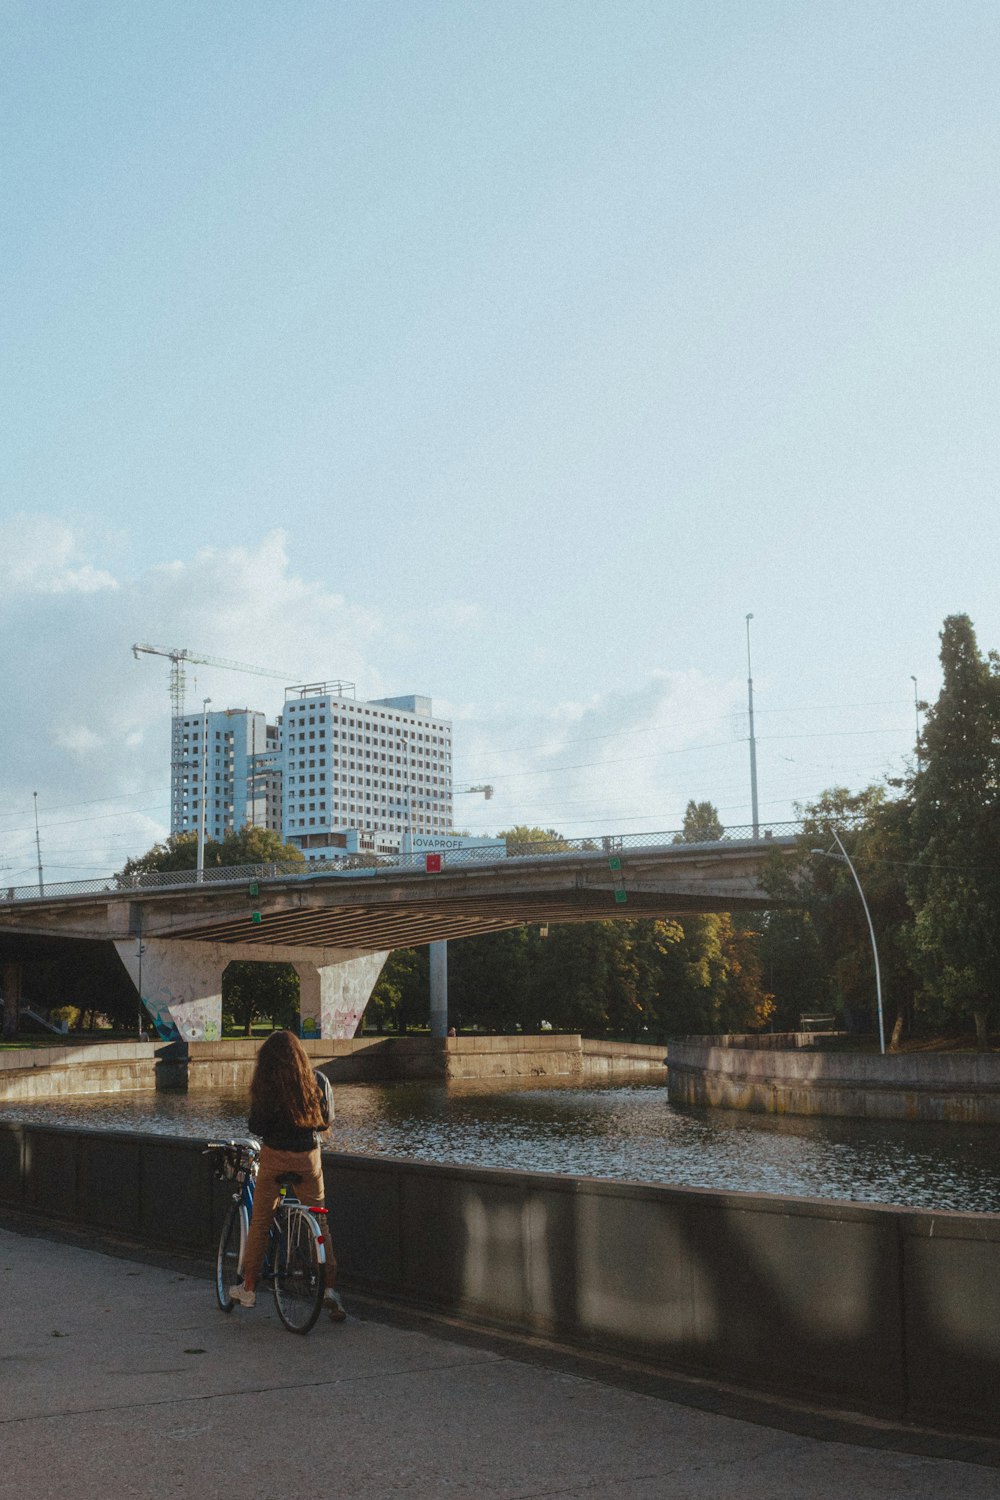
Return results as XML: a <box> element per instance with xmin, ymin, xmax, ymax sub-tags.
<box><xmin>206</xmin><ymin>1139</ymin><xmax>328</xmax><ymax>1334</ymax></box>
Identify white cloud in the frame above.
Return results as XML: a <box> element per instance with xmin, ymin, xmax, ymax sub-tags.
<box><xmin>449</xmin><ymin>669</ymin><xmax>752</xmax><ymax>841</ymax></box>
<box><xmin>0</xmin><ymin>517</ymin><xmax>761</xmax><ymax>886</ymax></box>
<box><xmin>0</xmin><ymin>515</ymin><xmax>118</xmax><ymax>595</ymax></box>
<box><xmin>54</xmin><ymin>726</ymin><xmax>103</xmax><ymax>755</ymax></box>
<box><xmin>0</xmin><ymin>524</ymin><xmax>396</xmax><ymax>886</ymax></box>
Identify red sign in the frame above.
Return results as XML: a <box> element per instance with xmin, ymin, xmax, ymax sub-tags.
<box><xmin>425</xmin><ymin>853</ymin><xmax>442</xmax><ymax>872</ymax></box>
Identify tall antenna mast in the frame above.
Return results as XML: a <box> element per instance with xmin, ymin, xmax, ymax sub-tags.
<box><xmin>745</xmin><ymin>614</ymin><xmax>759</xmax><ymax>839</ymax></box>
<box><xmin>33</xmin><ymin>792</ymin><xmax>44</xmax><ymax>895</ymax></box>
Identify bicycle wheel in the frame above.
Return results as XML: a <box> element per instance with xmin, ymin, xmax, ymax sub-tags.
<box><xmin>272</xmin><ymin>1207</ymin><xmax>325</xmax><ymax>1334</ymax></box>
<box><xmin>216</xmin><ymin>1202</ymin><xmax>247</xmax><ymax>1312</ymax></box>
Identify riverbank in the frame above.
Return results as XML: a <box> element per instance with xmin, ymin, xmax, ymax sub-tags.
<box><xmin>667</xmin><ymin>1034</ymin><xmax>1000</xmax><ymax>1123</ymax></box>
<box><xmin>0</xmin><ymin>1033</ymin><xmax>666</xmax><ymax>1101</ymax></box>
<box><xmin>3</xmin><ymin>1119</ymin><xmax>1000</xmax><ymax>1442</ymax></box>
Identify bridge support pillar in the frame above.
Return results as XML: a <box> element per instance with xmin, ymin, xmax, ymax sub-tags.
<box><xmin>429</xmin><ymin>940</ymin><xmax>448</xmax><ymax>1038</ymax></box>
<box><xmin>113</xmin><ymin>938</ymin><xmax>224</xmax><ymax>1043</ymax></box>
<box><xmin>294</xmin><ymin>952</ymin><xmax>389</xmax><ymax>1039</ymax></box>
<box><xmin>114</xmin><ymin>938</ymin><xmax>389</xmax><ymax>1043</ymax></box>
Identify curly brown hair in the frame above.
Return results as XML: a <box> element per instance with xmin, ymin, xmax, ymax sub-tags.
<box><xmin>249</xmin><ymin>1030</ymin><xmax>326</xmax><ymax>1129</ymax></box>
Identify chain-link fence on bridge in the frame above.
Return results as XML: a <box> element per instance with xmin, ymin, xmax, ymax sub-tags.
<box><xmin>0</xmin><ymin>820</ymin><xmax>806</xmax><ymax>905</ymax></box>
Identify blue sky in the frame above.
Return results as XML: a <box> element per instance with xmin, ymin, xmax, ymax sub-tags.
<box><xmin>2</xmin><ymin>1</ymin><xmax>998</xmax><ymax>880</ymax></box>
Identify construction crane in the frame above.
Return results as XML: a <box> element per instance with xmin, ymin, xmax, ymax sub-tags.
<box><xmin>134</xmin><ymin>644</ymin><xmax>303</xmax><ymax>850</ymax></box>
<box><xmin>132</xmin><ymin>644</ymin><xmax>297</xmax><ymax>718</ymax></box>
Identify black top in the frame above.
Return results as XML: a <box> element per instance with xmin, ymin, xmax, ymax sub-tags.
<box><xmin>248</xmin><ymin>1069</ymin><xmax>334</xmax><ymax>1152</ymax></box>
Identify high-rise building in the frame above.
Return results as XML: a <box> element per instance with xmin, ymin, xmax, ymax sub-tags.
<box><xmin>281</xmin><ymin>685</ymin><xmax>453</xmax><ymax>863</ymax></box>
<box><xmin>171</xmin><ymin>709</ymin><xmax>282</xmax><ymax>842</ymax></box>
<box><xmin>169</xmin><ymin>685</ymin><xmax>452</xmax><ymax>862</ymax></box>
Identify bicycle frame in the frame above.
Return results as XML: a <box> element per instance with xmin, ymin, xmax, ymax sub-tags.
<box><xmin>210</xmin><ymin>1139</ymin><xmax>327</xmax><ymax>1286</ymax></box>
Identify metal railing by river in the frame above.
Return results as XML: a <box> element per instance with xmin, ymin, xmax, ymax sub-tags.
<box><xmin>5</xmin><ymin>1078</ymin><xmax>999</xmax><ymax>1213</ymax></box>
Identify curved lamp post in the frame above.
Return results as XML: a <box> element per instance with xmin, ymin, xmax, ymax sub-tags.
<box><xmin>811</xmin><ymin>830</ymin><xmax>885</xmax><ymax>1055</ymax></box>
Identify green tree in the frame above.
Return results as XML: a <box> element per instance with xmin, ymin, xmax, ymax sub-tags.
<box><xmin>365</xmin><ymin>946</ymin><xmax>429</xmax><ymax>1033</ymax></box>
<box><xmin>501</xmin><ymin>825</ymin><xmax>571</xmax><ymax>854</ymax></box>
<box><xmin>449</xmin><ymin>927</ymin><xmax>534</xmax><ymax>1032</ymax></box>
<box><xmin>17</xmin><ymin>940</ymin><xmax>140</xmax><ymax>1033</ymax></box>
<box><xmin>753</xmin><ymin>905</ymin><xmax>827</xmax><ymax>1032</ymax></box>
<box><xmin>906</xmin><ymin>614</ymin><xmax>1000</xmax><ymax>1048</ymax></box>
<box><xmin>761</xmin><ymin>786</ymin><xmax>916</xmax><ymax>1042</ymax></box>
<box><xmin>222</xmin><ymin>961</ymin><xmax>300</xmax><ymax>1036</ymax></box>
<box><xmin>119</xmin><ymin>825</ymin><xmax>303</xmax><ymax>881</ymax></box>
<box><xmin>673</xmin><ymin>800</ymin><xmax>725</xmax><ymax>843</ymax></box>
<box><xmin>715</xmin><ymin>915</ymin><xmax>775</xmax><ymax>1033</ymax></box>
<box><xmin>653</xmin><ymin>914</ymin><xmax>735</xmax><ymax>1035</ymax></box>
<box><xmin>118</xmin><ymin>830</ymin><xmax>200</xmax><ymax>878</ymax></box>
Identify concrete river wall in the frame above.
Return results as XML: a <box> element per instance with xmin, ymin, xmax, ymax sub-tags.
<box><xmin>1</xmin><ymin>1120</ymin><xmax>999</xmax><ymax>1441</ymax></box>
<box><xmin>0</xmin><ymin>1034</ymin><xmax>666</xmax><ymax>1102</ymax></box>
<box><xmin>667</xmin><ymin>1034</ymin><xmax>1000</xmax><ymax>1123</ymax></box>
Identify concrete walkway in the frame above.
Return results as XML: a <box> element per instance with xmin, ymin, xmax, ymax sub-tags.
<box><xmin>1</xmin><ymin>1223</ymin><xmax>998</xmax><ymax>1500</ymax></box>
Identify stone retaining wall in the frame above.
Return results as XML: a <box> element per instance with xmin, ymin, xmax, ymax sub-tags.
<box><xmin>0</xmin><ymin>1035</ymin><xmax>666</xmax><ymax>1100</ymax></box>
<box><xmin>2</xmin><ymin>1121</ymin><xmax>998</xmax><ymax>1440</ymax></box>
<box><xmin>667</xmin><ymin>1037</ymin><xmax>1000</xmax><ymax>1122</ymax></box>
<box><xmin>0</xmin><ymin>1041</ymin><xmax>159</xmax><ymax>1101</ymax></box>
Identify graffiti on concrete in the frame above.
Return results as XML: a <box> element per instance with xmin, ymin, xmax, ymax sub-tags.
<box><xmin>323</xmin><ymin>1004</ymin><xmax>365</xmax><ymax>1039</ymax></box>
<box><xmin>143</xmin><ymin>979</ymin><xmax>221</xmax><ymax>1043</ymax></box>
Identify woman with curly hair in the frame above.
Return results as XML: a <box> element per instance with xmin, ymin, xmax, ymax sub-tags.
<box><xmin>229</xmin><ymin>1029</ymin><xmax>345</xmax><ymax>1321</ymax></box>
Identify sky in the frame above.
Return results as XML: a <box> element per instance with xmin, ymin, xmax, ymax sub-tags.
<box><xmin>2</xmin><ymin>0</ymin><xmax>998</xmax><ymax>885</ymax></box>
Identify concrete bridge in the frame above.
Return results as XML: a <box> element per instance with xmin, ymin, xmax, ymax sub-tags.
<box><xmin>0</xmin><ymin>826</ymin><xmax>798</xmax><ymax>1042</ymax></box>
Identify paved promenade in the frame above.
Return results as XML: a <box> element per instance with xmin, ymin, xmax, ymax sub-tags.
<box><xmin>1</xmin><ymin>1222</ymin><xmax>998</xmax><ymax>1499</ymax></box>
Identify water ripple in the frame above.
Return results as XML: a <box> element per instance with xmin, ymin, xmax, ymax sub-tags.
<box><xmin>5</xmin><ymin>1081</ymin><xmax>1000</xmax><ymax>1213</ymax></box>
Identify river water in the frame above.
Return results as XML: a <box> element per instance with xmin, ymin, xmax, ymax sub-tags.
<box><xmin>6</xmin><ymin>1079</ymin><xmax>1000</xmax><ymax>1213</ymax></box>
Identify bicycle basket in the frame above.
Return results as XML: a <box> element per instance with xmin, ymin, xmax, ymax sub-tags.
<box><xmin>208</xmin><ymin>1143</ymin><xmax>256</xmax><ymax>1183</ymax></box>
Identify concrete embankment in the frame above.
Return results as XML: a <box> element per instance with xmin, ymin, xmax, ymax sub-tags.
<box><xmin>0</xmin><ymin>1034</ymin><xmax>666</xmax><ymax>1101</ymax></box>
<box><xmin>2</xmin><ymin>1119</ymin><xmax>1000</xmax><ymax>1441</ymax></box>
<box><xmin>667</xmin><ymin>1034</ymin><xmax>1000</xmax><ymax>1123</ymax></box>
<box><xmin>0</xmin><ymin>1041</ymin><xmax>159</xmax><ymax>1101</ymax></box>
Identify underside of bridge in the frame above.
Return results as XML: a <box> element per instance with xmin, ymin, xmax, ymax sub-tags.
<box><xmin>161</xmin><ymin>885</ymin><xmax>748</xmax><ymax>950</ymax></box>
<box><xmin>0</xmin><ymin>841</ymin><xmax>796</xmax><ymax>1043</ymax></box>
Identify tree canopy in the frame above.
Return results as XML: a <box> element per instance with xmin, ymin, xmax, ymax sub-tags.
<box><xmin>905</xmin><ymin>614</ymin><xmax>1000</xmax><ymax>1046</ymax></box>
<box><xmin>674</xmin><ymin>800</ymin><xmax>725</xmax><ymax>843</ymax></box>
<box><xmin>119</xmin><ymin>825</ymin><xmax>304</xmax><ymax>880</ymax></box>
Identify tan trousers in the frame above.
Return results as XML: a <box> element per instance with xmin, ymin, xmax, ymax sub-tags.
<box><xmin>243</xmin><ymin>1145</ymin><xmax>336</xmax><ymax>1290</ymax></box>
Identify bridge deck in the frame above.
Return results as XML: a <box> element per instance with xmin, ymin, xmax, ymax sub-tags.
<box><xmin>0</xmin><ymin>833</ymin><xmax>798</xmax><ymax>953</ymax></box>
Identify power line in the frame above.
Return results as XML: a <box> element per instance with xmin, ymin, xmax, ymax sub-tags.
<box><xmin>464</xmin><ymin>726</ymin><xmax>909</xmax><ymax>786</ymax></box>
<box><xmin>458</xmin><ymin>697</ymin><xmax>912</xmax><ymax>759</ymax></box>
<box><xmin>0</xmin><ymin>786</ymin><xmax>170</xmax><ymax>818</ymax></box>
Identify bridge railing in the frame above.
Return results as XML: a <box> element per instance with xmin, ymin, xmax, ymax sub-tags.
<box><xmin>0</xmin><ymin>820</ymin><xmax>805</xmax><ymax>905</ymax></box>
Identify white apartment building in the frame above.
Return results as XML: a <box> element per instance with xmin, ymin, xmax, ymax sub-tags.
<box><xmin>281</xmin><ymin>685</ymin><xmax>453</xmax><ymax>862</ymax></box>
<box><xmin>171</xmin><ymin>709</ymin><xmax>282</xmax><ymax>842</ymax></box>
<box><xmin>169</xmin><ymin>686</ymin><xmax>452</xmax><ymax>862</ymax></box>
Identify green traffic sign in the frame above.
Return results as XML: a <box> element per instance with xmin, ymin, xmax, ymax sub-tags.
<box><xmin>248</xmin><ymin>881</ymin><xmax>260</xmax><ymax>898</ymax></box>
<box><xmin>614</xmin><ymin>889</ymin><xmax>628</xmax><ymax>904</ymax></box>
<box><xmin>251</xmin><ymin>911</ymin><xmax>262</xmax><ymax>925</ymax></box>
<box><xmin>608</xmin><ymin>856</ymin><xmax>622</xmax><ymax>872</ymax></box>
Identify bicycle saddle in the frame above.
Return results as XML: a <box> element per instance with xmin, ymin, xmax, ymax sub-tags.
<box><xmin>276</xmin><ymin>1172</ymin><xmax>303</xmax><ymax>1187</ymax></box>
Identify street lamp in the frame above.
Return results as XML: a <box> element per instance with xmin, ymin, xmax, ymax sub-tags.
<box><xmin>811</xmin><ymin>830</ymin><xmax>885</xmax><ymax>1055</ymax></box>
